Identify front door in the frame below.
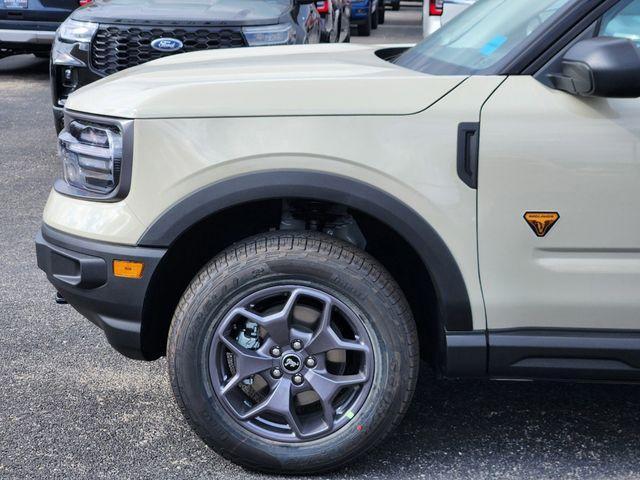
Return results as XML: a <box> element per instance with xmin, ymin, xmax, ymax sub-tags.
<box><xmin>478</xmin><ymin>0</ymin><xmax>640</xmax><ymax>372</ymax></box>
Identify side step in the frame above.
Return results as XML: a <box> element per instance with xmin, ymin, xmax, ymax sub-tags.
<box><xmin>444</xmin><ymin>329</ymin><xmax>640</xmax><ymax>382</ymax></box>
<box><xmin>489</xmin><ymin>329</ymin><xmax>640</xmax><ymax>382</ymax></box>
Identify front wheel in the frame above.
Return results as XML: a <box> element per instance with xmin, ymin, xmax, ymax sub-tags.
<box><xmin>168</xmin><ymin>232</ymin><xmax>418</xmax><ymax>474</ymax></box>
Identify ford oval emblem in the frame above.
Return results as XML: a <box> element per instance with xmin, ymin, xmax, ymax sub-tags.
<box><xmin>151</xmin><ymin>37</ymin><xmax>183</xmax><ymax>52</ymax></box>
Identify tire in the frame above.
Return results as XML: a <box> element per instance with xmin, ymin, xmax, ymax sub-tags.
<box><xmin>168</xmin><ymin>231</ymin><xmax>418</xmax><ymax>474</ymax></box>
<box><xmin>378</xmin><ymin>2</ymin><xmax>386</xmax><ymax>24</ymax></box>
<box><xmin>372</xmin><ymin>5</ymin><xmax>379</xmax><ymax>29</ymax></box>
<box><xmin>357</xmin><ymin>11</ymin><xmax>372</xmax><ymax>36</ymax></box>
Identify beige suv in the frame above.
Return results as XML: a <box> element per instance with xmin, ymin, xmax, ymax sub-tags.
<box><xmin>36</xmin><ymin>0</ymin><xmax>640</xmax><ymax>474</ymax></box>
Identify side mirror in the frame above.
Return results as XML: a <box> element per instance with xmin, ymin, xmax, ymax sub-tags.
<box><xmin>549</xmin><ymin>37</ymin><xmax>640</xmax><ymax>98</ymax></box>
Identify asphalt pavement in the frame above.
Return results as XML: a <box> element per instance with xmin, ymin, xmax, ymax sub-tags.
<box><xmin>2</xmin><ymin>5</ymin><xmax>640</xmax><ymax>479</ymax></box>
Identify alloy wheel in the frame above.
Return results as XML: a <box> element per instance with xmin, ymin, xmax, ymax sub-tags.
<box><xmin>208</xmin><ymin>285</ymin><xmax>374</xmax><ymax>442</ymax></box>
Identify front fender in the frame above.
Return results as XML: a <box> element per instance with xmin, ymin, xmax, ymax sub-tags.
<box><xmin>138</xmin><ymin>170</ymin><xmax>473</xmax><ymax>333</ymax></box>
<box><xmin>45</xmin><ymin>77</ymin><xmax>505</xmax><ymax>337</ymax></box>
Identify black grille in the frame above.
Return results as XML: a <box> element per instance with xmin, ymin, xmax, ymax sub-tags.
<box><xmin>90</xmin><ymin>24</ymin><xmax>246</xmax><ymax>76</ymax></box>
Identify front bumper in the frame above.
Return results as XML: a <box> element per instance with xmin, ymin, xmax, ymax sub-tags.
<box><xmin>0</xmin><ymin>28</ymin><xmax>55</xmax><ymax>56</ymax></box>
<box><xmin>0</xmin><ymin>28</ymin><xmax>55</xmax><ymax>44</ymax></box>
<box><xmin>35</xmin><ymin>224</ymin><xmax>166</xmax><ymax>360</ymax></box>
<box><xmin>52</xmin><ymin>105</ymin><xmax>64</xmax><ymax>133</ymax></box>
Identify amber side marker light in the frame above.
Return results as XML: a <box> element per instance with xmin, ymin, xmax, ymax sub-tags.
<box><xmin>113</xmin><ymin>260</ymin><xmax>144</xmax><ymax>279</ymax></box>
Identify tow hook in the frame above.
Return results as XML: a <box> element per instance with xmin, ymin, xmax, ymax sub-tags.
<box><xmin>55</xmin><ymin>292</ymin><xmax>68</xmax><ymax>305</ymax></box>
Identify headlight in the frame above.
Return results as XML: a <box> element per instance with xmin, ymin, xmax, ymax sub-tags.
<box><xmin>58</xmin><ymin>120</ymin><xmax>123</xmax><ymax>195</ymax></box>
<box><xmin>243</xmin><ymin>24</ymin><xmax>296</xmax><ymax>46</ymax></box>
<box><xmin>58</xmin><ymin>19</ymin><xmax>98</xmax><ymax>43</ymax></box>
<box><xmin>52</xmin><ymin>19</ymin><xmax>97</xmax><ymax>66</ymax></box>
<box><xmin>52</xmin><ymin>40</ymin><xmax>85</xmax><ymax>66</ymax></box>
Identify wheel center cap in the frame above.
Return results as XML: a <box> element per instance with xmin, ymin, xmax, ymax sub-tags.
<box><xmin>282</xmin><ymin>354</ymin><xmax>302</xmax><ymax>373</ymax></box>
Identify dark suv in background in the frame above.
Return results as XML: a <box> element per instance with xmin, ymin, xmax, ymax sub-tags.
<box><xmin>51</xmin><ymin>0</ymin><xmax>322</xmax><ymax>132</ymax></box>
<box><xmin>0</xmin><ymin>0</ymin><xmax>84</xmax><ymax>59</ymax></box>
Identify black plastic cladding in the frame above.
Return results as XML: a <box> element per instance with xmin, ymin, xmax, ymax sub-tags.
<box><xmin>36</xmin><ymin>224</ymin><xmax>167</xmax><ymax>360</ymax></box>
<box><xmin>138</xmin><ymin>171</ymin><xmax>474</xmax><ymax>333</ymax></box>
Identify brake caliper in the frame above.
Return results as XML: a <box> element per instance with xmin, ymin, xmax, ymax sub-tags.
<box><xmin>230</xmin><ymin>320</ymin><xmax>261</xmax><ymax>391</ymax></box>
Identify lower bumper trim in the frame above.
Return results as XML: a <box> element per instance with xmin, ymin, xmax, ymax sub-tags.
<box><xmin>0</xmin><ymin>29</ymin><xmax>55</xmax><ymax>44</ymax></box>
<box><xmin>35</xmin><ymin>224</ymin><xmax>167</xmax><ymax>360</ymax></box>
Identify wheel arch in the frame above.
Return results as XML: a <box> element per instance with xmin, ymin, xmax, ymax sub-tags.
<box><xmin>138</xmin><ymin>171</ymin><xmax>474</xmax><ymax>364</ymax></box>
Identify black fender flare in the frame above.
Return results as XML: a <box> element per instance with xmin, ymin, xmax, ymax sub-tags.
<box><xmin>138</xmin><ymin>171</ymin><xmax>473</xmax><ymax>332</ymax></box>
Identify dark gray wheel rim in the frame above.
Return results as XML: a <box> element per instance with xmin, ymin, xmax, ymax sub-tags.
<box><xmin>208</xmin><ymin>285</ymin><xmax>374</xmax><ymax>442</ymax></box>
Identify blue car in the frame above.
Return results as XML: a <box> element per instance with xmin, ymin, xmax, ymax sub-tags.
<box><xmin>351</xmin><ymin>0</ymin><xmax>382</xmax><ymax>36</ymax></box>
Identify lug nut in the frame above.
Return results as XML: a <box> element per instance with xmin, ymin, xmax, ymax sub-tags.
<box><xmin>270</xmin><ymin>346</ymin><xmax>282</xmax><ymax>358</ymax></box>
<box><xmin>304</xmin><ymin>356</ymin><xmax>317</xmax><ymax>368</ymax></box>
<box><xmin>291</xmin><ymin>339</ymin><xmax>304</xmax><ymax>351</ymax></box>
<box><xmin>271</xmin><ymin>367</ymin><xmax>283</xmax><ymax>379</ymax></box>
<box><xmin>292</xmin><ymin>373</ymin><xmax>304</xmax><ymax>385</ymax></box>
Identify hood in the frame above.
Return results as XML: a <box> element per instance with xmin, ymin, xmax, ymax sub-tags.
<box><xmin>72</xmin><ymin>0</ymin><xmax>292</xmax><ymax>26</ymax></box>
<box><xmin>65</xmin><ymin>43</ymin><xmax>466</xmax><ymax>119</ymax></box>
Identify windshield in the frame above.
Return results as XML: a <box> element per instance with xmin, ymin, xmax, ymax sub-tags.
<box><xmin>396</xmin><ymin>0</ymin><xmax>576</xmax><ymax>75</ymax></box>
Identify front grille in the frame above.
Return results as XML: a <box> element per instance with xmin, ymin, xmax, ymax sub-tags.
<box><xmin>90</xmin><ymin>24</ymin><xmax>246</xmax><ymax>76</ymax></box>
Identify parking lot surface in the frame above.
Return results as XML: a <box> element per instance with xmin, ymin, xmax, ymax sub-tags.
<box><xmin>2</xmin><ymin>5</ymin><xmax>640</xmax><ymax>480</ymax></box>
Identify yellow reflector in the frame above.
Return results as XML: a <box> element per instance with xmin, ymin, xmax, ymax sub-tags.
<box><xmin>113</xmin><ymin>260</ymin><xmax>144</xmax><ymax>279</ymax></box>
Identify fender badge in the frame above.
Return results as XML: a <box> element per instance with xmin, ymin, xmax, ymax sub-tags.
<box><xmin>524</xmin><ymin>212</ymin><xmax>560</xmax><ymax>237</ymax></box>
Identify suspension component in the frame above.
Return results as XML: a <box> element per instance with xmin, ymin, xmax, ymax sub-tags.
<box><xmin>279</xmin><ymin>200</ymin><xmax>367</xmax><ymax>249</ymax></box>
<box><xmin>235</xmin><ymin>320</ymin><xmax>260</xmax><ymax>350</ymax></box>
